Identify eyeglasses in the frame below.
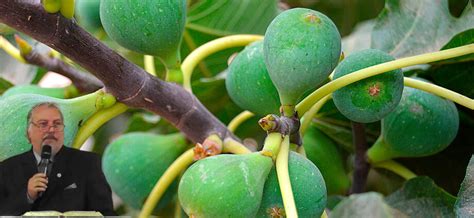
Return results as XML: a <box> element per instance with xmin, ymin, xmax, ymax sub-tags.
<box><xmin>30</xmin><ymin>121</ymin><xmax>65</xmax><ymax>132</ymax></box>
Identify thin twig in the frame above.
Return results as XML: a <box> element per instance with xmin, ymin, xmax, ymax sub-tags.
<box><xmin>24</xmin><ymin>47</ymin><xmax>103</xmax><ymax>93</ymax></box>
<box><xmin>349</xmin><ymin>121</ymin><xmax>370</xmax><ymax>194</ymax></box>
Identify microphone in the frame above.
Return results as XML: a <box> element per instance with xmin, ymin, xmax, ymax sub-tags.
<box><xmin>37</xmin><ymin>145</ymin><xmax>52</xmax><ymax>197</ymax></box>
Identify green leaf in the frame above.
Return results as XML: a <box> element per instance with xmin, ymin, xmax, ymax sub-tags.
<box><xmin>125</xmin><ymin>112</ymin><xmax>162</xmax><ymax>133</ymax></box>
<box><xmin>331</xmin><ymin>192</ymin><xmax>406</xmax><ymax>218</ymax></box>
<box><xmin>342</xmin><ymin>20</ymin><xmax>375</xmax><ymax>55</ymax></box>
<box><xmin>428</xmin><ymin>61</ymin><xmax>474</xmax><ymax>98</ymax></box>
<box><xmin>371</xmin><ymin>0</ymin><xmax>474</xmax><ymax>58</ymax></box>
<box><xmin>385</xmin><ymin>176</ymin><xmax>457</xmax><ymax>218</ymax></box>
<box><xmin>438</xmin><ymin>28</ymin><xmax>474</xmax><ymax>64</ymax></box>
<box><xmin>0</xmin><ymin>77</ymin><xmax>14</xmax><ymax>95</ymax></box>
<box><xmin>455</xmin><ymin>155</ymin><xmax>474</xmax><ymax>218</ymax></box>
<box><xmin>187</xmin><ymin>0</ymin><xmax>280</xmax><ymax>36</ymax></box>
<box><xmin>192</xmin><ymin>73</ymin><xmax>242</xmax><ymax>123</ymax></box>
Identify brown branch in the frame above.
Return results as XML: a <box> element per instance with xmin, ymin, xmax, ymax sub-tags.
<box><xmin>24</xmin><ymin>46</ymin><xmax>103</xmax><ymax>93</ymax></box>
<box><xmin>349</xmin><ymin>121</ymin><xmax>370</xmax><ymax>194</ymax></box>
<box><xmin>0</xmin><ymin>0</ymin><xmax>235</xmax><ymax>143</ymax></box>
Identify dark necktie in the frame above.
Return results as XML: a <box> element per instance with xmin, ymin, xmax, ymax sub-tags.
<box><xmin>37</xmin><ymin>159</ymin><xmax>53</xmax><ymax>177</ymax></box>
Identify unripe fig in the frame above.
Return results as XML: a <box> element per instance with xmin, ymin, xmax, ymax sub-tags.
<box><xmin>100</xmin><ymin>0</ymin><xmax>186</xmax><ymax>67</ymax></box>
<box><xmin>179</xmin><ymin>152</ymin><xmax>273</xmax><ymax>217</ymax></box>
<box><xmin>75</xmin><ymin>0</ymin><xmax>102</xmax><ymax>32</ymax></box>
<box><xmin>332</xmin><ymin>49</ymin><xmax>403</xmax><ymax>123</ymax></box>
<box><xmin>264</xmin><ymin>8</ymin><xmax>341</xmax><ymax>106</ymax></box>
<box><xmin>257</xmin><ymin>151</ymin><xmax>327</xmax><ymax>217</ymax></box>
<box><xmin>102</xmin><ymin>132</ymin><xmax>188</xmax><ymax>212</ymax></box>
<box><xmin>303</xmin><ymin>126</ymin><xmax>350</xmax><ymax>195</ymax></box>
<box><xmin>0</xmin><ymin>90</ymin><xmax>112</xmax><ymax>161</ymax></box>
<box><xmin>226</xmin><ymin>41</ymin><xmax>280</xmax><ymax>115</ymax></box>
<box><xmin>367</xmin><ymin>86</ymin><xmax>459</xmax><ymax>163</ymax></box>
<box><xmin>2</xmin><ymin>85</ymin><xmax>79</xmax><ymax>99</ymax></box>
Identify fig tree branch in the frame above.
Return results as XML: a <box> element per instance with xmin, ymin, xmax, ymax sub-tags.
<box><xmin>19</xmin><ymin>38</ymin><xmax>103</xmax><ymax>93</ymax></box>
<box><xmin>0</xmin><ymin>0</ymin><xmax>235</xmax><ymax>143</ymax></box>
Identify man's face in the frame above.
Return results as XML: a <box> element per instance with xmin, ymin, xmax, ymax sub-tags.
<box><xmin>27</xmin><ymin>105</ymin><xmax>65</xmax><ymax>155</ymax></box>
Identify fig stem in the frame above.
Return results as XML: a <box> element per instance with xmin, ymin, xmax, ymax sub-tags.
<box><xmin>227</xmin><ymin>110</ymin><xmax>255</xmax><ymax>133</ymax></box>
<box><xmin>0</xmin><ymin>35</ymin><xmax>26</xmax><ymax>63</ymax></box>
<box><xmin>404</xmin><ymin>77</ymin><xmax>474</xmax><ymax>109</ymax></box>
<box><xmin>296</xmin><ymin>144</ymin><xmax>306</xmax><ymax>157</ymax></box>
<box><xmin>71</xmin><ymin>103</ymin><xmax>128</xmax><ymax>149</ymax></box>
<box><xmin>144</xmin><ymin>55</ymin><xmax>157</xmax><ymax>76</ymax></box>
<box><xmin>8</xmin><ymin>35</ymin><xmax>103</xmax><ymax>93</ymax></box>
<box><xmin>261</xmin><ymin>132</ymin><xmax>283</xmax><ymax>160</ymax></box>
<box><xmin>281</xmin><ymin>105</ymin><xmax>296</xmax><ymax>117</ymax></box>
<box><xmin>300</xmin><ymin>94</ymin><xmax>332</xmax><ymax>136</ymax></box>
<box><xmin>276</xmin><ymin>135</ymin><xmax>298</xmax><ymax>217</ymax></box>
<box><xmin>139</xmin><ymin>149</ymin><xmax>195</xmax><ymax>218</ymax></box>
<box><xmin>372</xmin><ymin>160</ymin><xmax>417</xmax><ymax>180</ymax></box>
<box><xmin>321</xmin><ymin>210</ymin><xmax>328</xmax><ymax>218</ymax></box>
<box><xmin>182</xmin><ymin>29</ymin><xmax>212</xmax><ymax>77</ymax></box>
<box><xmin>223</xmin><ymin>138</ymin><xmax>252</xmax><ymax>154</ymax></box>
<box><xmin>296</xmin><ymin>44</ymin><xmax>474</xmax><ymax>116</ymax></box>
<box><xmin>181</xmin><ymin>34</ymin><xmax>263</xmax><ymax>92</ymax></box>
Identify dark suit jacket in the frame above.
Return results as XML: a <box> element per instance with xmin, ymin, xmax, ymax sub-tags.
<box><xmin>0</xmin><ymin>146</ymin><xmax>116</xmax><ymax>215</ymax></box>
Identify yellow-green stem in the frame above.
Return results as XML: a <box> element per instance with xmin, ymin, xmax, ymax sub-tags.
<box><xmin>372</xmin><ymin>160</ymin><xmax>416</xmax><ymax>180</ymax></box>
<box><xmin>321</xmin><ymin>210</ymin><xmax>328</xmax><ymax>218</ymax></box>
<box><xmin>296</xmin><ymin>145</ymin><xmax>306</xmax><ymax>157</ymax></box>
<box><xmin>261</xmin><ymin>132</ymin><xmax>283</xmax><ymax>160</ymax></box>
<box><xmin>0</xmin><ymin>36</ymin><xmax>25</xmax><ymax>63</ymax></box>
<box><xmin>300</xmin><ymin>95</ymin><xmax>332</xmax><ymax>136</ymax></box>
<box><xmin>139</xmin><ymin>149</ymin><xmax>195</xmax><ymax>218</ymax></box>
<box><xmin>404</xmin><ymin>77</ymin><xmax>474</xmax><ymax>109</ymax></box>
<box><xmin>144</xmin><ymin>55</ymin><xmax>157</xmax><ymax>76</ymax></box>
<box><xmin>296</xmin><ymin>44</ymin><xmax>474</xmax><ymax>116</ymax></box>
<box><xmin>227</xmin><ymin>110</ymin><xmax>254</xmax><ymax>133</ymax></box>
<box><xmin>281</xmin><ymin>105</ymin><xmax>296</xmax><ymax>117</ymax></box>
<box><xmin>183</xmin><ymin>29</ymin><xmax>212</xmax><ymax>77</ymax></box>
<box><xmin>276</xmin><ymin>135</ymin><xmax>298</xmax><ymax>217</ymax></box>
<box><xmin>181</xmin><ymin>34</ymin><xmax>263</xmax><ymax>92</ymax></box>
<box><xmin>223</xmin><ymin>138</ymin><xmax>252</xmax><ymax>154</ymax></box>
<box><xmin>72</xmin><ymin>103</ymin><xmax>128</xmax><ymax>149</ymax></box>
<box><xmin>174</xmin><ymin>194</ymin><xmax>182</xmax><ymax>218</ymax></box>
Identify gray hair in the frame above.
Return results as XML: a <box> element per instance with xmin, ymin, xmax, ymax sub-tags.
<box><xmin>27</xmin><ymin>102</ymin><xmax>64</xmax><ymax>126</ymax></box>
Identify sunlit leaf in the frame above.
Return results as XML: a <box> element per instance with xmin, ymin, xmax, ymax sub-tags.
<box><xmin>371</xmin><ymin>0</ymin><xmax>474</xmax><ymax>58</ymax></box>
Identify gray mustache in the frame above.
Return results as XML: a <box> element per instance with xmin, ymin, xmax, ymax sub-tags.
<box><xmin>43</xmin><ymin>135</ymin><xmax>57</xmax><ymax>141</ymax></box>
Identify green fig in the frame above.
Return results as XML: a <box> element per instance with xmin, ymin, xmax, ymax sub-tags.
<box><xmin>226</xmin><ymin>41</ymin><xmax>280</xmax><ymax>115</ymax></box>
<box><xmin>367</xmin><ymin>86</ymin><xmax>459</xmax><ymax>163</ymax></box>
<box><xmin>0</xmin><ymin>90</ymin><xmax>114</xmax><ymax>161</ymax></box>
<box><xmin>257</xmin><ymin>151</ymin><xmax>327</xmax><ymax>217</ymax></box>
<box><xmin>332</xmin><ymin>49</ymin><xmax>404</xmax><ymax>123</ymax></box>
<box><xmin>102</xmin><ymin>132</ymin><xmax>188</xmax><ymax>212</ymax></box>
<box><xmin>75</xmin><ymin>0</ymin><xmax>102</xmax><ymax>33</ymax></box>
<box><xmin>303</xmin><ymin>126</ymin><xmax>350</xmax><ymax>195</ymax></box>
<box><xmin>1</xmin><ymin>84</ymin><xmax>79</xmax><ymax>99</ymax></box>
<box><xmin>179</xmin><ymin>152</ymin><xmax>273</xmax><ymax>217</ymax></box>
<box><xmin>264</xmin><ymin>8</ymin><xmax>341</xmax><ymax>106</ymax></box>
<box><xmin>100</xmin><ymin>0</ymin><xmax>186</xmax><ymax>68</ymax></box>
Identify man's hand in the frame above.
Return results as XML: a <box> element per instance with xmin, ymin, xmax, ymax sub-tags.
<box><xmin>27</xmin><ymin>173</ymin><xmax>48</xmax><ymax>201</ymax></box>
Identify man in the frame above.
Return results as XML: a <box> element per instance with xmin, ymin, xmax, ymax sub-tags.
<box><xmin>0</xmin><ymin>102</ymin><xmax>116</xmax><ymax>215</ymax></box>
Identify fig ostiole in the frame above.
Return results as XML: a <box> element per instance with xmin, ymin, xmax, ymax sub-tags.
<box><xmin>332</xmin><ymin>49</ymin><xmax>404</xmax><ymax>123</ymax></box>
